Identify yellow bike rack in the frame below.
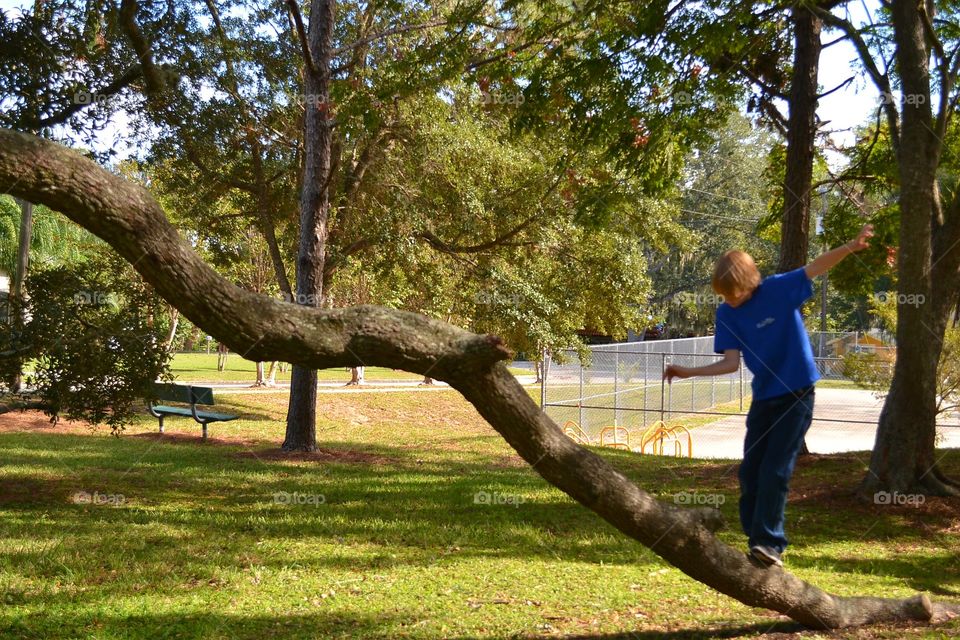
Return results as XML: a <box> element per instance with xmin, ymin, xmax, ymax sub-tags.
<box><xmin>562</xmin><ymin>421</ymin><xmax>592</xmax><ymax>446</ymax></box>
<box><xmin>599</xmin><ymin>426</ymin><xmax>631</xmax><ymax>450</ymax></box>
<box><xmin>638</xmin><ymin>420</ymin><xmax>693</xmax><ymax>458</ymax></box>
<box><xmin>562</xmin><ymin>420</ymin><xmax>693</xmax><ymax>458</ymax></box>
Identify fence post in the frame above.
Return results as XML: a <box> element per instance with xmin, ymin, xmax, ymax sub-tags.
<box><xmin>614</xmin><ymin>349</ymin><xmax>621</xmax><ymax>427</ymax></box>
<box><xmin>739</xmin><ymin>362</ymin><xmax>744</xmax><ymax>411</ymax></box>
<box><xmin>710</xmin><ymin>362</ymin><xmax>717</xmax><ymax>409</ymax></box>
<box><xmin>643</xmin><ymin>352</ymin><xmax>648</xmax><ymax>417</ymax></box>
<box><xmin>660</xmin><ymin>353</ymin><xmax>666</xmax><ymax>424</ymax></box>
<box><xmin>691</xmin><ymin>356</ymin><xmax>695</xmax><ymax>411</ymax></box>
<box><xmin>579</xmin><ymin>356</ymin><xmax>585</xmax><ymax>429</ymax></box>
<box><xmin>539</xmin><ymin>348</ymin><xmax>549</xmax><ymax>409</ymax></box>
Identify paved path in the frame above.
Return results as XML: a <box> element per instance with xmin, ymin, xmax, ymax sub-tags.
<box><xmin>691</xmin><ymin>388</ymin><xmax>960</xmax><ymax>459</ymax></box>
<box><xmin>197</xmin><ymin>375</ymin><xmax>539</xmax><ymax>394</ymax></box>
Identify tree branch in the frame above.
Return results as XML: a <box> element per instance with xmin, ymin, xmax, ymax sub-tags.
<box><xmin>285</xmin><ymin>0</ymin><xmax>319</xmax><ymax>78</ymax></box>
<box><xmin>815</xmin><ymin>8</ymin><xmax>901</xmax><ymax>156</ymax></box>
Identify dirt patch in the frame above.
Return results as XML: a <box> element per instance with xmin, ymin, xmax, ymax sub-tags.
<box><xmin>0</xmin><ymin>475</ymin><xmax>69</xmax><ymax>505</ymax></box>
<box><xmin>0</xmin><ymin>409</ymin><xmax>100</xmax><ymax>434</ymax></box>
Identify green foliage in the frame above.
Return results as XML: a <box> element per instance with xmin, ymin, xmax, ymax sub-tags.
<box><xmin>843</xmin><ymin>292</ymin><xmax>960</xmax><ymax>420</ymax></box>
<box><xmin>653</xmin><ymin>112</ymin><xmax>778</xmax><ymax>336</ymax></box>
<box><xmin>1</xmin><ymin>252</ymin><xmax>172</xmax><ymax>430</ymax></box>
<box><xmin>0</xmin><ymin>195</ymin><xmax>100</xmax><ymax>277</ymax></box>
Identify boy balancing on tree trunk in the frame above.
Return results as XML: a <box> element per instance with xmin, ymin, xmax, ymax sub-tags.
<box><xmin>663</xmin><ymin>224</ymin><xmax>874</xmax><ymax>567</ymax></box>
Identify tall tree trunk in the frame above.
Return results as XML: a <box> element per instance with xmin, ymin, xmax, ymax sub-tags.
<box><xmin>10</xmin><ymin>199</ymin><xmax>33</xmax><ymax>392</ymax></box>
<box><xmin>862</xmin><ymin>0</ymin><xmax>958</xmax><ymax>496</ymax></box>
<box><xmin>778</xmin><ymin>8</ymin><xmax>822</xmax><ymax>456</ymax></box>
<box><xmin>283</xmin><ymin>0</ymin><xmax>337</xmax><ymax>452</ymax></box>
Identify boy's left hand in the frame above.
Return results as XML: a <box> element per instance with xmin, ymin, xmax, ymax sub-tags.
<box><xmin>848</xmin><ymin>224</ymin><xmax>874</xmax><ymax>252</ymax></box>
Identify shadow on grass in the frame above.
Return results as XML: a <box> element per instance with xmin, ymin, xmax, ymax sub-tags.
<box><xmin>1</xmin><ymin>430</ymin><xmax>958</xmax><ymax>636</ymax></box>
<box><xmin>518</xmin><ymin>620</ymin><xmax>806</xmax><ymax>639</ymax></box>
<box><xmin>0</xmin><ymin>610</ymin><xmax>402</xmax><ymax>640</ymax></box>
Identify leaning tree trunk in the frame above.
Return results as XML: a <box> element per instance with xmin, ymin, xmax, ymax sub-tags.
<box><xmin>778</xmin><ymin>7</ymin><xmax>822</xmax><ymax>456</ymax></box>
<box><xmin>3</xmin><ymin>128</ymin><xmax>959</xmax><ymax>631</ymax></box>
<box><xmin>862</xmin><ymin>0</ymin><xmax>958</xmax><ymax>496</ymax></box>
<box><xmin>283</xmin><ymin>0</ymin><xmax>337</xmax><ymax>452</ymax></box>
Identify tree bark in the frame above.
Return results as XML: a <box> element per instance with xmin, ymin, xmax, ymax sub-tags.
<box><xmin>348</xmin><ymin>366</ymin><xmax>364</xmax><ymax>385</ymax></box>
<box><xmin>2</xmin><ymin>128</ymin><xmax>958</xmax><ymax>630</ymax></box>
<box><xmin>9</xmin><ymin>199</ymin><xmax>33</xmax><ymax>392</ymax></box>
<box><xmin>777</xmin><ymin>7</ymin><xmax>821</xmax><ymax>274</ymax></box>
<box><xmin>778</xmin><ymin>8</ymin><xmax>823</xmax><ymax>456</ymax></box>
<box><xmin>283</xmin><ymin>0</ymin><xmax>337</xmax><ymax>452</ymax></box>
<box><xmin>862</xmin><ymin>0</ymin><xmax>958</xmax><ymax>496</ymax></box>
<box><xmin>163</xmin><ymin>307</ymin><xmax>180</xmax><ymax>352</ymax></box>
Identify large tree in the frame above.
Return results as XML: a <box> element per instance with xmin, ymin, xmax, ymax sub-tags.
<box><xmin>812</xmin><ymin>0</ymin><xmax>960</xmax><ymax>495</ymax></box>
<box><xmin>3</xmin><ymin>128</ymin><xmax>958</xmax><ymax>629</ymax></box>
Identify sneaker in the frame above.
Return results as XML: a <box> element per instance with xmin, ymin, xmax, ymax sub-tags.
<box><xmin>750</xmin><ymin>545</ymin><xmax>783</xmax><ymax>567</ymax></box>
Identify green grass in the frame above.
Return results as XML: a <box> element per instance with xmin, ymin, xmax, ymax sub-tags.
<box><xmin>169</xmin><ymin>352</ymin><xmax>533</xmax><ymax>384</ymax></box>
<box><xmin>1</xmin><ymin>391</ymin><xmax>958</xmax><ymax>639</ymax></box>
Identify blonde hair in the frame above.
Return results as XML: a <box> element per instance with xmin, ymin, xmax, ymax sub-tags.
<box><xmin>712</xmin><ymin>250</ymin><xmax>761</xmax><ymax>299</ymax></box>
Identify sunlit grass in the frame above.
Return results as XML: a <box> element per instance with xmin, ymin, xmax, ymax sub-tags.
<box><xmin>0</xmin><ymin>391</ymin><xmax>957</xmax><ymax>639</ymax></box>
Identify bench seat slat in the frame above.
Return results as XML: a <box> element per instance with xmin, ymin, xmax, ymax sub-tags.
<box><xmin>152</xmin><ymin>405</ymin><xmax>237</xmax><ymax>422</ymax></box>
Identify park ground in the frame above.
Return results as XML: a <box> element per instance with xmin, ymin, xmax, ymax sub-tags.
<box><xmin>0</xmin><ymin>356</ymin><xmax>958</xmax><ymax>639</ymax></box>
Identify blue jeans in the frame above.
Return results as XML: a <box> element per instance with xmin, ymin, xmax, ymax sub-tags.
<box><xmin>739</xmin><ymin>386</ymin><xmax>814</xmax><ymax>553</ymax></box>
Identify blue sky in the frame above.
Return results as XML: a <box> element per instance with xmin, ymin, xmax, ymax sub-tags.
<box><xmin>1</xmin><ymin>0</ymin><xmax>881</xmax><ymax>165</ymax></box>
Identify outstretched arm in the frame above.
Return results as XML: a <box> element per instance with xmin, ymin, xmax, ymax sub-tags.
<box><xmin>664</xmin><ymin>349</ymin><xmax>740</xmax><ymax>383</ymax></box>
<box><xmin>804</xmin><ymin>224</ymin><xmax>874</xmax><ymax>279</ymax></box>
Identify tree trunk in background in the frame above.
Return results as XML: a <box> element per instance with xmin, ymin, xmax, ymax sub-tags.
<box><xmin>777</xmin><ymin>8</ymin><xmax>821</xmax><ymax>275</ymax></box>
<box><xmin>10</xmin><ymin>199</ymin><xmax>33</xmax><ymax>392</ymax></box>
<box><xmin>862</xmin><ymin>0</ymin><xmax>959</xmax><ymax>496</ymax></box>
<box><xmin>778</xmin><ymin>8</ymin><xmax>822</xmax><ymax>456</ymax></box>
<box><xmin>348</xmin><ymin>366</ymin><xmax>364</xmax><ymax>385</ymax></box>
<box><xmin>283</xmin><ymin>0</ymin><xmax>337</xmax><ymax>452</ymax></box>
<box><xmin>217</xmin><ymin>343</ymin><xmax>229</xmax><ymax>371</ymax></box>
<box><xmin>183</xmin><ymin>325</ymin><xmax>200</xmax><ymax>351</ymax></box>
<box><xmin>163</xmin><ymin>307</ymin><xmax>180</xmax><ymax>352</ymax></box>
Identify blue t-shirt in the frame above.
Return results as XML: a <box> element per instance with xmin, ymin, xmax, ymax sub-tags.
<box><xmin>713</xmin><ymin>267</ymin><xmax>820</xmax><ymax>401</ymax></box>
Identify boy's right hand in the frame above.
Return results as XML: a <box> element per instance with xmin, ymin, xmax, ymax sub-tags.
<box><xmin>663</xmin><ymin>364</ymin><xmax>690</xmax><ymax>383</ymax></box>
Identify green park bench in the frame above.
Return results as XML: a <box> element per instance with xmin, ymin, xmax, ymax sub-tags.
<box><xmin>147</xmin><ymin>383</ymin><xmax>238</xmax><ymax>440</ymax></box>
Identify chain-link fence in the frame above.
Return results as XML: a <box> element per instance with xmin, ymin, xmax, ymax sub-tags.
<box><xmin>541</xmin><ymin>333</ymin><xmax>960</xmax><ymax>458</ymax></box>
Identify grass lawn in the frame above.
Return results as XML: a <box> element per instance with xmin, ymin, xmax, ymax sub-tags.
<box><xmin>169</xmin><ymin>352</ymin><xmax>533</xmax><ymax>384</ymax></box>
<box><xmin>0</xmin><ymin>390</ymin><xmax>958</xmax><ymax>639</ymax></box>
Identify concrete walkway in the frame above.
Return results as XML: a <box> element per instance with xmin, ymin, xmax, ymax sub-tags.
<box><xmin>690</xmin><ymin>387</ymin><xmax>960</xmax><ymax>459</ymax></box>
